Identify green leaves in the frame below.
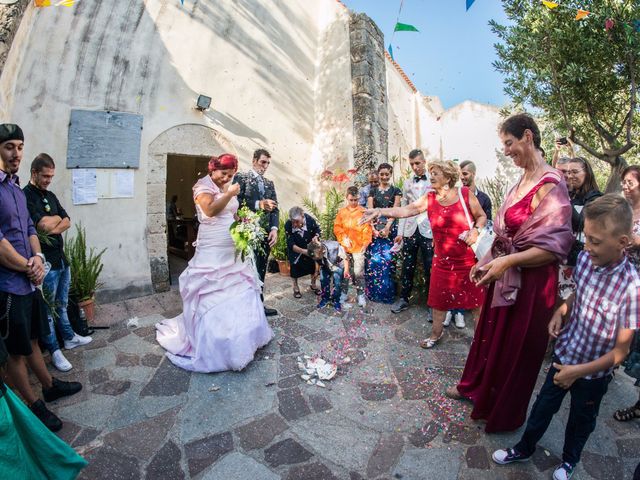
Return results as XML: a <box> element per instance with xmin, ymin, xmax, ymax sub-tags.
<box><xmin>303</xmin><ymin>187</ymin><xmax>344</xmax><ymax>242</ymax></box>
<box><xmin>64</xmin><ymin>224</ymin><xmax>106</xmax><ymax>302</ymax></box>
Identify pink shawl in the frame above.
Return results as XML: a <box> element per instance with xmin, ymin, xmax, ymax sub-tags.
<box><xmin>478</xmin><ymin>171</ymin><xmax>573</xmax><ymax>307</ymax></box>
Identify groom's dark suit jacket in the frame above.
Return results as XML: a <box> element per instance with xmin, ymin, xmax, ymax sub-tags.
<box><xmin>233</xmin><ymin>171</ymin><xmax>279</xmax><ymax>231</ymax></box>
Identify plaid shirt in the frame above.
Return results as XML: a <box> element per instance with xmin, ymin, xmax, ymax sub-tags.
<box><xmin>555</xmin><ymin>251</ymin><xmax>640</xmax><ymax>379</ymax></box>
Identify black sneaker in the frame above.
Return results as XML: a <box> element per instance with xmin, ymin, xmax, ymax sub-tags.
<box><xmin>30</xmin><ymin>399</ymin><xmax>63</xmax><ymax>432</ymax></box>
<box><xmin>492</xmin><ymin>447</ymin><xmax>531</xmax><ymax>465</ymax></box>
<box><xmin>43</xmin><ymin>377</ymin><xmax>82</xmax><ymax>403</ymax></box>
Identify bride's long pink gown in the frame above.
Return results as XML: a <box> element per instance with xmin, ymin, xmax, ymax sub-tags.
<box><xmin>156</xmin><ymin>175</ymin><xmax>273</xmax><ymax>373</ymax></box>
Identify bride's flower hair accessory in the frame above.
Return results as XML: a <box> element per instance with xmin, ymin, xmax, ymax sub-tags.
<box><xmin>209</xmin><ymin>153</ymin><xmax>238</xmax><ymax>172</ymax></box>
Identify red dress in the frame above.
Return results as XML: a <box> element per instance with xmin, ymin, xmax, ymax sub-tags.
<box><xmin>457</xmin><ymin>176</ymin><xmax>559</xmax><ymax>432</ymax></box>
<box><xmin>427</xmin><ymin>187</ymin><xmax>485</xmax><ymax>310</ymax></box>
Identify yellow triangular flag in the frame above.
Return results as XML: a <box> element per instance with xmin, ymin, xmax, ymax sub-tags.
<box><xmin>35</xmin><ymin>0</ymin><xmax>52</xmax><ymax>6</ymax></box>
<box><xmin>575</xmin><ymin>9</ymin><xmax>590</xmax><ymax>20</ymax></box>
<box><xmin>56</xmin><ymin>0</ymin><xmax>74</xmax><ymax>5</ymax></box>
<box><xmin>541</xmin><ymin>1</ymin><xmax>559</xmax><ymax>9</ymax></box>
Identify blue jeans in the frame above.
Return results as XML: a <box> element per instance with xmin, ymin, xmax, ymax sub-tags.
<box><xmin>320</xmin><ymin>266</ymin><xmax>343</xmax><ymax>303</ymax></box>
<box><xmin>41</xmin><ymin>266</ymin><xmax>75</xmax><ymax>353</ymax></box>
<box><xmin>514</xmin><ymin>361</ymin><xmax>611</xmax><ymax>465</ymax></box>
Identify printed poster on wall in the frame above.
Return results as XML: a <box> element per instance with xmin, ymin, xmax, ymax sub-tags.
<box><xmin>72</xmin><ymin>169</ymin><xmax>97</xmax><ymax>205</ymax></box>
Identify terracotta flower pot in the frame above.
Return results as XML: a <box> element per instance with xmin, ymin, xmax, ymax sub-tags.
<box><xmin>77</xmin><ymin>298</ymin><xmax>95</xmax><ymax>324</ymax></box>
<box><xmin>276</xmin><ymin>260</ymin><xmax>290</xmax><ymax>277</ymax></box>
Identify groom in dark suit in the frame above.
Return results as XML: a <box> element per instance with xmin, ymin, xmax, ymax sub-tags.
<box><xmin>233</xmin><ymin>149</ymin><xmax>279</xmax><ymax>316</ymax></box>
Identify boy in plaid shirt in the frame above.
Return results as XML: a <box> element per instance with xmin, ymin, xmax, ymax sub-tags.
<box><xmin>492</xmin><ymin>195</ymin><xmax>640</xmax><ymax>480</ymax></box>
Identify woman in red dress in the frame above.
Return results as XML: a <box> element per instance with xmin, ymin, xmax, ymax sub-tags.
<box><xmin>446</xmin><ymin>114</ymin><xmax>574</xmax><ymax>433</ymax></box>
<box><xmin>362</xmin><ymin>160</ymin><xmax>487</xmax><ymax>348</ymax></box>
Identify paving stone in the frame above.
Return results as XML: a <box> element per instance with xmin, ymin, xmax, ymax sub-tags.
<box><xmin>280</xmin><ymin>355</ymin><xmax>301</xmax><ymax>377</ymax></box>
<box><xmin>531</xmin><ymin>446</ymin><xmax>562</xmax><ymax>472</ymax></box>
<box><xmin>465</xmin><ymin>445</ymin><xmax>490</xmax><ymax>470</ymax></box>
<box><xmin>72</xmin><ymin>427</ymin><xmax>100</xmax><ymax>448</ymax></box>
<box><xmin>104</xmin><ymin>408</ymin><xmax>178</xmax><ymax>460</ymax></box>
<box><xmin>140</xmin><ymin>352</ymin><xmax>163</xmax><ymax>368</ymax></box>
<box><xmin>92</xmin><ymin>380</ymin><xmax>131</xmax><ymax>396</ymax></box>
<box><xmin>93</xmin><ymin>302</ymin><xmax>129</xmax><ymax>327</ymax></box>
<box><xmin>200</xmin><ymin>452</ymin><xmax>279</xmax><ymax>480</ymax></box>
<box><xmin>616</xmin><ymin>437</ymin><xmax>640</xmax><ymax>457</ymax></box>
<box><xmin>134</xmin><ymin>325</ymin><xmax>156</xmax><ymax>338</ymax></box>
<box><xmin>308</xmin><ymin>394</ymin><xmax>332</xmax><ymax>413</ymax></box>
<box><xmin>349</xmin><ymin>473</ymin><xmax>365</xmax><ymax>480</ymax></box>
<box><xmin>265</xmin><ymin>438</ymin><xmax>314</xmax><ymax>467</ymax></box>
<box><xmin>394</xmin><ymin>366</ymin><xmax>430</xmax><ymax>400</ymax></box>
<box><xmin>115</xmin><ymin>352</ymin><xmax>139</xmax><ymax>367</ymax></box>
<box><xmin>408</xmin><ymin>421</ymin><xmax>439</xmax><ymax>447</ymax></box>
<box><xmin>392</xmin><ymin>447</ymin><xmax>461</xmax><ymax>480</ymax></box>
<box><xmin>235</xmin><ymin>413</ymin><xmax>289</xmax><ymax>450</ymax></box>
<box><xmin>278</xmin><ymin>387</ymin><xmax>312</xmax><ymax>421</ymax></box>
<box><xmin>285</xmin><ymin>462</ymin><xmax>339</xmax><ymax>480</ymax></box>
<box><xmin>304</xmin><ymin>330</ymin><xmax>333</xmax><ymax>342</ymax></box>
<box><xmin>359</xmin><ymin>382</ymin><xmax>398</xmax><ymax>401</ymax></box>
<box><xmin>279</xmin><ymin>375</ymin><xmax>302</xmax><ymax>389</ymax></box>
<box><xmin>279</xmin><ymin>336</ymin><xmax>300</xmax><ymax>355</ymax></box>
<box><xmin>88</xmin><ymin>367</ymin><xmax>110</xmax><ymax>386</ymax></box>
<box><xmin>366</xmin><ymin>433</ymin><xmax>404</xmax><ymax>478</ymax></box>
<box><xmin>79</xmin><ymin>446</ymin><xmax>140</xmax><ymax>480</ymax></box>
<box><xmin>55</xmin><ymin>420</ymin><xmax>81</xmax><ymax>444</ymax></box>
<box><xmin>109</xmin><ymin>329</ymin><xmax>131</xmax><ymax>343</ymax></box>
<box><xmin>282</xmin><ymin>322</ymin><xmax>315</xmax><ymax>338</ymax></box>
<box><xmin>83</xmin><ymin>337</ymin><xmax>108</xmax><ymax>351</ymax></box>
<box><xmin>57</xmin><ymin>394</ymin><xmax>118</xmax><ymax>430</ymax></box>
<box><xmin>140</xmin><ymin>357</ymin><xmax>191</xmax><ymax>397</ymax></box>
<box><xmin>145</xmin><ymin>440</ymin><xmax>185</xmax><ymax>480</ymax></box>
<box><xmin>581</xmin><ymin>451</ymin><xmax>624</xmax><ymax>479</ymax></box>
<box><xmin>124</xmin><ymin>296</ymin><xmax>165</xmax><ymax>317</ymax></box>
<box><xmin>442</xmin><ymin>423</ymin><xmax>481</xmax><ymax>445</ymax></box>
<box><xmin>185</xmin><ymin>431</ymin><xmax>234</xmax><ymax>477</ymax></box>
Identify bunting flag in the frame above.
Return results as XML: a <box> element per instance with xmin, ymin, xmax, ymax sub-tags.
<box><xmin>35</xmin><ymin>0</ymin><xmax>75</xmax><ymax>6</ymax></box>
<box><xmin>541</xmin><ymin>1</ymin><xmax>559</xmax><ymax>9</ymax></box>
<box><xmin>466</xmin><ymin>0</ymin><xmax>476</xmax><ymax>10</ymax></box>
<box><xmin>575</xmin><ymin>9</ymin><xmax>590</xmax><ymax>20</ymax></box>
<box><xmin>394</xmin><ymin>22</ymin><xmax>419</xmax><ymax>32</ymax></box>
<box><xmin>388</xmin><ymin>44</ymin><xmax>394</xmax><ymax>61</ymax></box>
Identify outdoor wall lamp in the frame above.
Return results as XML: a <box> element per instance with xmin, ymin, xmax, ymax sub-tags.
<box><xmin>196</xmin><ymin>95</ymin><xmax>212</xmax><ymax>111</ymax></box>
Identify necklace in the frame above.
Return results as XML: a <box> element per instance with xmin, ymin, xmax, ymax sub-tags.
<box><xmin>436</xmin><ymin>188</ymin><xmax>453</xmax><ymax>203</ymax></box>
<box><xmin>515</xmin><ymin>162</ymin><xmax>543</xmax><ymax>199</ymax></box>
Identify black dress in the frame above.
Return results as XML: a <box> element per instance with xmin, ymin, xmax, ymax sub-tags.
<box><xmin>285</xmin><ymin>214</ymin><xmax>321</xmax><ymax>279</ymax></box>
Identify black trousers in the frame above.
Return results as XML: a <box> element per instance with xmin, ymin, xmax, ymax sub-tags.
<box><xmin>400</xmin><ymin>230</ymin><xmax>433</xmax><ymax>301</ymax></box>
<box><xmin>254</xmin><ymin>236</ymin><xmax>271</xmax><ymax>302</ymax></box>
<box><xmin>515</xmin><ymin>361</ymin><xmax>611</xmax><ymax>465</ymax></box>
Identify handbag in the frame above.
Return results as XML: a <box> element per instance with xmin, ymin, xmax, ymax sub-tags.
<box><xmin>458</xmin><ymin>187</ymin><xmax>494</xmax><ymax>260</ymax></box>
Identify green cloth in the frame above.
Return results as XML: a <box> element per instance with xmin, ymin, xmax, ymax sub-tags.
<box><xmin>0</xmin><ymin>386</ymin><xmax>87</xmax><ymax>479</ymax></box>
<box><xmin>394</xmin><ymin>22</ymin><xmax>419</xmax><ymax>32</ymax></box>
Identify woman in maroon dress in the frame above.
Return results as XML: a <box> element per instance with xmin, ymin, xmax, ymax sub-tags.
<box><xmin>445</xmin><ymin>114</ymin><xmax>574</xmax><ymax>433</ymax></box>
<box><xmin>361</xmin><ymin>160</ymin><xmax>487</xmax><ymax>348</ymax></box>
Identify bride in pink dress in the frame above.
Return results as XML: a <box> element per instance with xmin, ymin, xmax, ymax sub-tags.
<box><xmin>156</xmin><ymin>154</ymin><xmax>273</xmax><ymax>373</ymax></box>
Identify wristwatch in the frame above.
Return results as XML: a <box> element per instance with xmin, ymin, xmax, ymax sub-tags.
<box><xmin>35</xmin><ymin>252</ymin><xmax>46</xmax><ymax>262</ymax></box>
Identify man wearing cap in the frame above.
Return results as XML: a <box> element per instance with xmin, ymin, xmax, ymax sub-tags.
<box><xmin>0</xmin><ymin>124</ymin><xmax>81</xmax><ymax>432</ymax></box>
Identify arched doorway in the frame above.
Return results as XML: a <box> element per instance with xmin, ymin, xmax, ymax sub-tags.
<box><xmin>146</xmin><ymin>124</ymin><xmax>237</xmax><ymax>292</ymax></box>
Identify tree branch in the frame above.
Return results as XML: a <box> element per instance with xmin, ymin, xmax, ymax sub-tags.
<box><xmin>569</xmin><ymin>132</ymin><xmax>608</xmax><ymax>162</ymax></box>
<box><xmin>625</xmin><ymin>52</ymin><xmax>637</xmax><ymax>146</ymax></box>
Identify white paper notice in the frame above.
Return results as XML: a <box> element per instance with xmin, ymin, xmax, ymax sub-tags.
<box><xmin>114</xmin><ymin>170</ymin><xmax>134</xmax><ymax>198</ymax></box>
<box><xmin>72</xmin><ymin>169</ymin><xmax>97</xmax><ymax>205</ymax></box>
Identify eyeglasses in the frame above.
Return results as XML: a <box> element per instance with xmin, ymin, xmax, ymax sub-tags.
<box><xmin>566</xmin><ymin>169</ymin><xmax>584</xmax><ymax>175</ymax></box>
<box><xmin>621</xmin><ymin>180</ymin><xmax>638</xmax><ymax>188</ymax></box>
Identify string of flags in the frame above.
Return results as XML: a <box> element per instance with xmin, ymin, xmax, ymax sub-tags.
<box><xmin>540</xmin><ymin>0</ymin><xmax>640</xmax><ymax>33</ymax></box>
<box><xmin>35</xmin><ymin>0</ymin><xmax>75</xmax><ymax>6</ymax></box>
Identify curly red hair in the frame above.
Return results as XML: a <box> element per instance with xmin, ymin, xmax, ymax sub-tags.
<box><xmin>208</xmin><ymin>153</ymin><xmax>238</xmax><ymax>173</ymax></box>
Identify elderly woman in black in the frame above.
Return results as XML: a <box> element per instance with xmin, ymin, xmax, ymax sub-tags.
<box><xmin>284</xmin><ymin>206</ymin><xmax>321</xmax><ymax>298</ymax></box>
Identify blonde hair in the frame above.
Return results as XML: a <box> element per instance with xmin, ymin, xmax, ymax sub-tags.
<box><xmin>429</xmin><ymin>160</ymin><xmax>459</xmax><ymax>188</ymax></box>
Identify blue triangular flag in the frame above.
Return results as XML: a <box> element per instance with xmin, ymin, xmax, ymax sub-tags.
<box><xmin>181</xmin><ymin>0</ymin><xmax>184</xmax><ymax>4</ymax></box>
<box><xmin>634</xmin><ymin>19</ymin><xmax>640</xmax><ymax>32</ymax></box>
<box><xmin>388</xmin><ymin>44</ymin><xmax>394</xmax><ymax>61</ymax></box>
<box><xmin>466</xmin><ymin>0</ymin><xmax>476</xmax><ymax>10</ymax></box>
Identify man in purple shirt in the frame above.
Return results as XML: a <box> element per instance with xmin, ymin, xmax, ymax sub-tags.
<box><xmin>0</xmin><ymin>124</ymin><xmax>81</xmax><ymax>432</ymax></box>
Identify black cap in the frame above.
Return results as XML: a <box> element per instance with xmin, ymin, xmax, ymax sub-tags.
<box><xmin>0</xmin><ymin>124</ymin><xmax>24</xmax><ymax>144</ymax></box>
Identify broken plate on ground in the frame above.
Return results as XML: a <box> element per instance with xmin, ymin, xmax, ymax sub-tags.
<box><xmin>297</xmin><ymin>355</ymin><xmax>338</xmax><ymax>386</ymax></box>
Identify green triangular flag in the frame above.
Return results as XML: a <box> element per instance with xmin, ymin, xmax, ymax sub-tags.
<box><xmin>394</xmin><ymin>22</ymin><xmax>419</xmax><ymax>32</ymax></box>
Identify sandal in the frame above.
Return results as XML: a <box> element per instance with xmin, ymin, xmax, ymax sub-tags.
<box><xmin>613</xmin><ymin>402</ymin><xmax>640</xmax><ymax>422</ymax></box>
<box><xmin>310</xmin><ymin>285</ymin><xmax>321</xmax><ymax>296</ymax></box>
<box><xmin>420</xmin><ymin>332</ymin><xmax>444</xmax><ymax>349</ymax></box>
<box><xmin>445</xmin><ymin>386</ymin><xmax>464</xmax><ymax>400</ymax></box>
<box><xmin>293</xmin><ymin>289</ymin><xmax>302</xmax><ymax>299</ymax></box>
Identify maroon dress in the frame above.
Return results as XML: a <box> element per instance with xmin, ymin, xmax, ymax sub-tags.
<box><xmin>427</xmin><ymin>187</ymin><xmax>485</xmax><ymax>310</ymax></box>
<box><xmin>457</xmin><ymin>176</ymin><xmax>559</xmax><ymax>433</ymax></box>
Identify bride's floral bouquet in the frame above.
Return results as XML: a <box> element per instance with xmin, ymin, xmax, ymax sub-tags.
<box><xmin>230</xmin><ymin>206</ymin><xmax>266</xmax><ymax>261</ymax></box>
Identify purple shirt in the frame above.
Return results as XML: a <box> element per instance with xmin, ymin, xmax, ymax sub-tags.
<box><xmin>0</xmin><ymin>170</ymin><xmax>36</xmax><ymax>295</ymax></box>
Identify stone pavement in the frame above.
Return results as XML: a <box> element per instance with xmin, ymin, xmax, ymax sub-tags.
<box><xmin>44</xmin><ymin>273</ymin><xmax>640</xmax><ymax>479</ymax></box>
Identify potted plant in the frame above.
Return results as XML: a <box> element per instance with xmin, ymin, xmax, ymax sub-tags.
<box><xmin>270</xmin><ymin>217</ymin><xmax>290</xmax><ymax>276</ymax></box>
<box><xmin>64</xmin><ymin>224</ymin><xmax>106</xmax><ymax>323</ymax></box>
